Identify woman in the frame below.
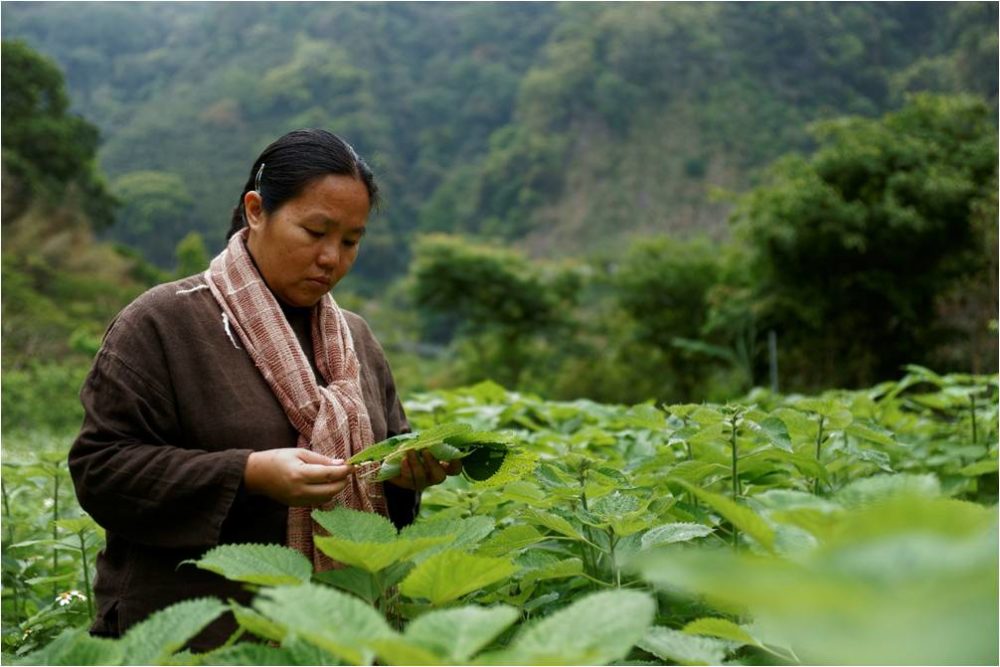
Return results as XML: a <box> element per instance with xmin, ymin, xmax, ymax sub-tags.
<box><xmin>68</xmin><ymin>129</ymin><xmax>458</xmax><ymax>649</ymax></box>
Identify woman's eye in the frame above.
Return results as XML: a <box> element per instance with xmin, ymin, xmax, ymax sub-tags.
<box><xmin>304</xmin><ymin>228</ymin><xmax>324</xmax><ymax>238</ymax></box>
<box><xmin>344</xmin><ymin>238</ymin><xmax>359</xmax><ymax>248</ymax></box>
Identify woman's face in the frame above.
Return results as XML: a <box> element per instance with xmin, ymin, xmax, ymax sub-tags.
<box><xmin>245</xmin><ymin>174</ymin><xmax>370</xmax><ymax>308</ymax></box>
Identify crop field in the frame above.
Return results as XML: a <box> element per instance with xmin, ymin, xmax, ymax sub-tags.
<box><xmin>2</xmin><ymin>366</ymin><xmax>997</xmax><ymax>665</ymax></box>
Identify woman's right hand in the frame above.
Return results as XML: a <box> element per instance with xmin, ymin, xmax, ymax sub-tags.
<box><xmin>244</xmin><ymin>448</ymin><xmax>354</xmax><ymax>507</ymax></box>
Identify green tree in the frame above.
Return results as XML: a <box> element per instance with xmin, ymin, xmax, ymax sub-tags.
<box><xmin>111</xmin><ymin>171</ymin><xmax>195</xmax><ymax>267</ymax></box>
<box><xmin>174</xmin><ymin>231</ymin><xmax>209</xmax><ymax>278</ymax></box>
<box><xmin>732</xmin><ymin>93</ymin><xmax>998</xmax><ymax>388</ymax></box>
<box><xmin>0</xmin><ymin>40</ymin><xmax>115</xmax><ymax>228</ymax></box>
<box><xmin>612</xmin><ymin>236</ymin><xmax>725</xmax><ymax>400</ymax></box>
<box><xmin>409</xmin><ymin>234</ymin><xmax>574</xmax><ymax>387</ymax></box>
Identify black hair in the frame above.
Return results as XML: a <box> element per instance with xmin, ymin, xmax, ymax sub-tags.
<box><xmin>227</xmin><ymin>128</ymin><xmax>379</xmax><ymax>240</ymax></box>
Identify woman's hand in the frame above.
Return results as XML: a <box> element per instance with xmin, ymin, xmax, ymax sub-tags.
<box><xmin>244</xmin><ymin>448</ymin><xmax>354</xmax><ymax>507</ymax></box>
<box><xmin>386</xmin><ymin>450</ymin><xmax>462</xmax><ymax>492</ymax></box>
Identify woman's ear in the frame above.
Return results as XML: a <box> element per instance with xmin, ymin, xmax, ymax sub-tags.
<box><xmin>243</xmin><ymin>190</ymin><xmax>265</xmax><ymax>230</ymax></box>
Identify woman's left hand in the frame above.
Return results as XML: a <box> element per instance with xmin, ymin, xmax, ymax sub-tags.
<box><xmin>386</xmin><ymin>450</ymin><xmax>462</xmax><ymax>491</ymax></box>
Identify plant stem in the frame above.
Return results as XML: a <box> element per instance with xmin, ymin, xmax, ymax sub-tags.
<box><xmin>730</xmin><ymin>414</ymin><xmax>740</xmax><ymax>499</ymax></box>
<box><xmin>219</xmin><ymin>627</ymin><xmax>245</xmax><ymax>650</ymax></box>
<box><xmin>813</xmin><ymin>416</ymin><xmax>825</xmax><ymax>495</ymax></box>
<box><xmin>729</xmin><ymin>413</ymin><xmax>740</xmax><ymax>551</ymax></box>
<box><xmin>1</xmin><ymin>480</ymin><xmax>20</xmax><ymax>621</ymax></box>
<box><xmin>578</xmin><ymin>468</ymin><xmax>604</xmax><ymax>584</ymax></box>
<box><xmin>372</xmin><ymin>571</ymin><xmax>386</xmax><ymax>617</ymax></box>
<box><xmin>78</xmin><ymin>531</ymin><xmax>94</xmax><ymax>621</ymax></box>
<box><xmin>970</xmin><ymin>394</ymin><xmax>978</xmax><ymax>445</ymax></box>
<box><xmin>607</xmin><ymin>531</ymin><xmax>621</xmax><ymax>588</ymax></box>
<box><xmin>52</xmin><ymin>473</ymin><xmax>60</xmax><ymax>600</ymax></box>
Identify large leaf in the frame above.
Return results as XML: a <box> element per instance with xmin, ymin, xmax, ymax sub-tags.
<box><xmin>634</xmin><ymin>502</ymin><xmax>999</xmax><ymax>665</ymax></box>
<box><xmin>182</xmin><ymin>543</ymin><xmax>312</xmax><ymax>586</ymax></box>
<box><xmin>520</xmin><ymin>557</ymin><xmax>584</xmax><ymax>586</ymax></box>
<box><xmin>641</xmin><ymin>523</ymin><xmax>714</xmax><ymax>549</ymax></box>
<box><xmin>231</xmin><ymin>604</ymin><xmax>286</xmax><ymax>642</ymax></box>
<box><xmin>347</xmin><ymin>434</ymin><xmax>418</xmax><ymax>465</ymax></box>
<box><xmin>672</xmin><ymin>480</ymin><xmax>775</xmax><ymax>552</ymax></box>
<box><xmin>17</xmin><ymin>628</ymin><xmax>122</xmax><ymax>666</ymax></box>
<box><xmin>195</xmin><ymin>642</ymin><xmax>327</xmax><ymax>666</ymax></box>
<box><xmin>484</xmin><ymin>590</ymin><xmax>656</xmax><ymax>665</ymax></box>
<box><xmin>637</xmin><ymin>626</ymin><xmax>736</xmax><ymax>665</ymax></box>
<box><xmin>835</xmin><ymin>473</ymin><xmax>940</xmax><ymax>508</ymax></box>
<box><xmin>120</xmin><ymin>597</ymin><xmax>227</xmax><ymax>664</ymax></box>
<box><xmin>314</xmin><ymin>534</ymin><xmax>448</xmax><ymax>573</ymax></box>
<box><xmin>374</xmin><ymin>605</ymin><xmax>521</xmax><ymax>665</ymax></box>
<box><xmin>682</xmin><ymin>617</ymin><xmax>762</xmax><ymax>647</ymax></box>
<box><xmin>312</xmin><ymin>506</ymin><xmax>398</xmax><ymax>543</ymax></box>
<box><xmin>314</xmin><ymin>566</ymin><xmax>379</xmax><ymax>604</ymax></box>
<box><xmin>476</xmin><ymin>524</ymin><xmax>545</xmax><ymax>556</ymax></box>
<box><xmin>399</xmin><ymin>551</ymin><xmax>517</xmax><ymax>605</ymax></box>
<box><xmin>253</xmin><ymin>584</ymin><xmax>394</xmax><ymax>665</ymax></box>
<box><xmin>523</xmin><ymin>509</ymin><xmax>584</xmax><ymax>540</ymax></box>
<box><xmin>402</xmin><ymin>516</ymin><xmax>496</xmax><ymax>555</ymax></box>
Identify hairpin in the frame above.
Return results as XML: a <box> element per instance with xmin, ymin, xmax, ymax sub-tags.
<box><xmin>255</xmin><ymin>163</ymin><xmax>266</xmax><ymax>193</ymax></box>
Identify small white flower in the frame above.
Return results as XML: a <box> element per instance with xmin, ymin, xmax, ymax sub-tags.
<box><xmin>55</xmin><ymin>590</ymin><xmax>86</xmax><ymax>607</ymax></box>
<box><xmin>42</xmin><ymin>498</ymin><xmax>55</xmax><ymax>509</ymax></box>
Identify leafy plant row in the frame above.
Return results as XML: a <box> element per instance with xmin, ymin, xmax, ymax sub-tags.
<box><xmin>6</xmin><ymin>366</ymin><xmax>998</xmax><ymax>664</ymax></box>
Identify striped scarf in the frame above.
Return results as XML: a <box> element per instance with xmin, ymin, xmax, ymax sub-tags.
<box><xmin>205</xmin><ymin>228</ymin><xmax>386</xmax><ymax>571</ymax></box>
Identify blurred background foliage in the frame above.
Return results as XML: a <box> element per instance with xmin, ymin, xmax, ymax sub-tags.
<box><xmin>1</xmin><ymin>2</ymin><xmax>997</xmax><ymax>435</ymax></box>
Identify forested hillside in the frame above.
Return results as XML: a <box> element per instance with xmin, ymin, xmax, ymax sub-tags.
<box><xmin>3</xmin><ymin>2</ymin><xmax>996</xmax><ymax>282</ymax></box>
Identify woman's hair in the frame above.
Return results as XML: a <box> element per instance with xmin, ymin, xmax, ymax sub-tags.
<box><xmin>227</xmin><ymin>128</ymin><xmax>379</xmax><ymax>240</ymax></box>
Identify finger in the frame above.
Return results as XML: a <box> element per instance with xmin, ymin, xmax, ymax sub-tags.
<box><xmin>406</xmin><ymin>451</ymin><xmax>428</xmax><ymax>488</ymax></box>
<box><xmin>421</xmin><ymin>451</ymin><xmax>447</xmax><ymax>485</ymax></box>
<box><xmin>296</xmin><ymin>449</ymin><xmax>344</xmax><ymax>466</ymax></box>
<box><xmin>293</xmin><ymin>480</ymin><xmax>349</xmax><ymax>506</ymax></box>
<box><xmin>443</xmin><ymin>459</ymin><xmax>463</xmax><ymax>476</ymax></box>
<box><xmin>298</xmin><ymin>463</ymin><xmax>353</xmax><ymax>484</ymax></box>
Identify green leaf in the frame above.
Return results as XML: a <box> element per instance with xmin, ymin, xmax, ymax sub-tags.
<box><xmin>402</xmin><ymin>516</ymin><xmax>496</xmax><ymax>561</ymax></box>
<box><xmin>53</xmin><ymin>517</ymin><xmax>100</xmax><ymax>534</ymax></box>
<box><xmin>231</xmin><ymin>604</ymin><xmax>287</xmax><ymax>642</ymax></box>
<box><xmin>477</xmin><ymin>524</ymin><xmax>545</xmax><ymax>556</ymax></box>
<box><xmin>399</xmin><ymin>551</ymin><xmax>517</xmax><ymax>605</ymax></box>
<box><xmin>195</xmin><ymin>643</ymin><xmax>314</xmax><ymax>666</ymax></box>
<box><xmin>462</xmin><ymin>446</ymin><xmax>508</xmax><ymax>481</ymax></box>
<box><xmin>638</xmin><ymin>626</ymin><xmax>735</xmax><ymax>665</ymax></box>
<box><xmin>314</xmin><ymin>567</ymin><xmax>379</xmax><ymax>604</ymax></box>
<box><xmin>347</xmin><ymin>434</ymin><xmax>418</xmax><ymax>464</ymax></box>
<box><xmin>120</xmin><ymin>597</ymin><xmax>227</xmax><ymax>664</ymax></box>
<box><xmin>835</xmin><ymin>473</ymin><xmax>941</xmax><ymax>508</ymax></box>
<box><xmin>682</xmin><ymin>617</ymin><xmax>761</xmax><ymax>647</ymax></box>
<box><xmin>846</xmin><ymin>422</ymin><xmax>898</xmax><ymax>448</ymax></box>
<box><xmin>487</xmin><ymin>590</ymin><xmax>656</xmax><ymax>665</ymax></box>
<box><xmin>672</xmin><ymin>480</ymin><xmax>776</xmax><ymax>553</ymax></box>
<box><xmin>182</xmin><ymin>543</ymin><xmax>312</xmax><ymax>586</ymax></box>
<box><xmin>314</xmin><ymin>534</ymin><xmax>449</xmax><ymax>573</ymax></box>
<box><xmin>383</xmin><ymin>605</ymin><xmax>520</xmax><ymax>664</ymax></box>
<box><xmin>521</xmin><ymin>557</ymin><xmax>584</xmax><ymax>586</ymax></box>
<box><xmin>367</xmin><ymin>638</ymin><xmax>442</xmax><ymax>666</ymax></box>
<box><xmin>958</xmin><ymin>458</ymin><xmax>999</xmax><ymax>476</ymax></box>
<box><xmin>24</xmin><ymin>572</ymin><xmax>77</xmax><ymax>586</ymax></box>
<box><xmin>754</xmin><ymin>416</ymin><xmax>793</xmax><ymax>451</ymax></box>
<box><xmin>375</xmin><ymin>460</ymin><xmax>403</xmax><ymax>481</ymax></box>
<box><xmin>523</xmin><ymin>509</ymin><xmax>584</xmax><ymax>540</ymax></box>
<box><xmin>253</xmin><ymin>584</ymin><xmax>394</xmax><ymax>665</ymax></box>
<box><xmin>311</xmin><ymin>506</ymin><xmax>397</xmax><ymax>543</ymax></box>
<box><xmin>641</xmin><ymin>523</ymin><xmax>714</xmax><ymax>549</ymax></box>
<box><xmin>16</xmin><ymin>627</ymin><xmax>123</xmax><ymax>666</ymax></box>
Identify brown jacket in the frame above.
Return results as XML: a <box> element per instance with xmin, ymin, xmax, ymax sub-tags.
<box><xmin>68</xmin><ymin>275</ymin><xmax>417</xmax><ymax>650</ymax></box>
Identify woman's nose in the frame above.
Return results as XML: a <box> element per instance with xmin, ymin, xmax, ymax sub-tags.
<box><xmin>316</xmin><ymin>241</ymin><xmax>339</xmax><ymax>270</ymax></box>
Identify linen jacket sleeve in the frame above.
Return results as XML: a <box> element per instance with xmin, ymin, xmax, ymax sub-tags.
<box><xmin>68</xmin><ymin>304</ymin><xmax>252</xmax><ymax>550</ymax></box>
